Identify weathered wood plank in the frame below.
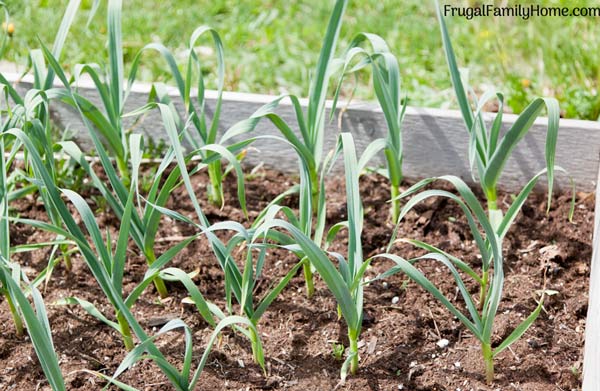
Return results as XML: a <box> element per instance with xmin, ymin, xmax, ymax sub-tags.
<box><xmin>5</xmin><ymin>72</ymin><xmax>600</xmax><ymax>191</ymax></box>
<box><xmin>583</xmin><ymin>167</ymin><xmax>600</xmax><ymax>390</ymax></box>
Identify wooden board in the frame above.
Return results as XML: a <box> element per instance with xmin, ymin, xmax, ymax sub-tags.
<box><xmin>5</xmin><ymin>72</ymin><xmax>600</xmax><ymax>193</ymax></box>
<box><xmin>583</xmin><ymin>166</ymin><xmax>600</xmax><ymax>390</ymax></box>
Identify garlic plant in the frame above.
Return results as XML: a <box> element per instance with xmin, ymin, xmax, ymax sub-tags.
<box><xmin>334</xmin><ymin>32</ymin><xmax>406</xmax><ymax>222</ymax></box>
<box><xmin>380</xmin><ymin>175</ymin><xmax>550</xmax><ymax>383</ymax></box>
<box><xmin>436</xmin><ymin>2</ymin><xmax>562</xmax><ymax>231</ymax></box>
<box><xmin>219</xmin><ymin>0</ymin><xmax>348</xmax><ymax>298</ymax></box>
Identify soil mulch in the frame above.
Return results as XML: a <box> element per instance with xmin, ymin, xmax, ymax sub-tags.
<box><xmin>0</xmin><ymin>167</ymin><xmax>593</xmax><ymax>391</ymax></box>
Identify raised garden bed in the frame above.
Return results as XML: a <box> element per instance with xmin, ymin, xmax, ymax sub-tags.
<box><xmin>1</xmin><ymin>168</ymin><xmax>593</xmax><ymax>390</ymax></box>
<box><xmin>2</xmin><ymin>1</ymin><xmax>600</xmax><ymax>391</ymax></box>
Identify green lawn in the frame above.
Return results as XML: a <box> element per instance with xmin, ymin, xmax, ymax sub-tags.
<box><xmin>4</xmin><ymin>0</ymin><xmax>599</xmax><ymax>120</ymax></box>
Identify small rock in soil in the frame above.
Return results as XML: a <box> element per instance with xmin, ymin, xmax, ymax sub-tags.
<box><xmin>436</xmin><ymin>338</ymin><xmax>449</xmax><ymax>349</ymax></box>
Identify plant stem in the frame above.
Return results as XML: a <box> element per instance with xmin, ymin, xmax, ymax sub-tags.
<box><xmin>390</xmin><ymin>183</ymin><xmax>400</xmax><ymax>223</ymax></box>
<box><xmin>303</xmin><ymin>261</ymin><xmax>315</xmax><ymax>299</ymax></box>
<box><xmin>61</xmin><ymin>243</ymin><xmax>72</xmax><ymax>271</ymax></box>
<box><xmin>303</xmin><ymin>169</ymin><xmax>320</xmax><ymax>299</ymax></box>
<box><xmin>486</xmin><ymin>189</ymin><xmax>503</xmax><ymax>232</ymax></box>
<box><xmin>207</xmin><ymin>161</ymin><xmax>224</xmax><ymax>207</ymax></box>
<box><xmin>116</xmin><ymin>158</ymin><xmax>130</xmax><ymax>188</ymax></box>
<box><xmin>63</xmin><ymin>253</ymin><xmax>72</xmax><ymax>271</ymax></box>
<box><xmin>117</xmin><ymin>311</ymin><xmax>134</xmax><ymax>351</ymax></box>
<box><xmin>63</xmin><ymin>254</ymin><xmax>73</xmax><ymax>272</ymax></box>
<box><xmin>146</xmin><ymin>251</ymin><xmax>169</xmax><ymax>299</ymax></box>
<box><xmin>478</xmin><ymin>269</ymin><xmax>488</xmax><ymax>311</ymax></box>
<box><xmin>348</xmin><ymin>328</ymin><xmax>359</xmax><ymax>375</ymax></box>
<box><xmin>6</xmin><ymin>294</ymin><xmax>24</xmax><ymax>337</ymax></box>
<box><xmin>310</xmin><ymin>169</ymin><xmax>320</xmax><ymax>217</ymax></box>
<box><xmin>249</xmin><ymin>326</ymin><xmax>258</xmax><ymax>359</ymax></box>
<box><xmin>249</xmin><ymin>322</ymin><xmax>266</xmax><ymax>374</ymax></box>
<box><xmin>481</xmin><ymin>341</ymin><xmax>494</xmax><ymax>384</ymax></box>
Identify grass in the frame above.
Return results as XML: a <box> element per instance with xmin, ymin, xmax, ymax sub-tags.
<box><xmin>3</xmin><ymin>0</ymin><xmax>600</xmax><ymax>120</ymax></box>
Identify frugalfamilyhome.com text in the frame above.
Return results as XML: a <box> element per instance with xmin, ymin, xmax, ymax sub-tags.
<box><xmin>443</xmin><ymin>3</ymin><xmax>600</xmax><ymax>20</ymax></box>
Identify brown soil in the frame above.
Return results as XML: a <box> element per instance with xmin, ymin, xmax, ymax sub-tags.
<box><xmin>0</xmin><ymin>167</ymin><xmax>593</xmax><ymax>391</ymax></box>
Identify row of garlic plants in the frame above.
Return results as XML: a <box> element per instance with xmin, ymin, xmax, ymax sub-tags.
<box><xmin>0</xmin><ymin>0</ymin><xmax>570</xmax><ymax>388</ymax></box>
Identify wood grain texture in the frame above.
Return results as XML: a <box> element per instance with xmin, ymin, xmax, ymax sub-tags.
<box><xmin>6</xmin><ymin>72</ymin><xmax>600</xmax><ymax>191</ymax></box>
<box><xmin>583</xmin><ymin>166</ymin><xmax>600</xmax><ymax>390</ymax></box>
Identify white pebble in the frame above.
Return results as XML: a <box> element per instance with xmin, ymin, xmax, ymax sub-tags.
<box><xmin>436</xmin><ymin>338</ymin><xmax>449</xmax><ymax>348</ymax></box>
<box><xmin>391</xmin><ymin>296</ymin><xmax>400</xmax><ymax>304</ymax></box>
<box><xmin>454</xmin><ymin>361</ymin><xmax>461</xmax><ymax>368</ymax></box>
